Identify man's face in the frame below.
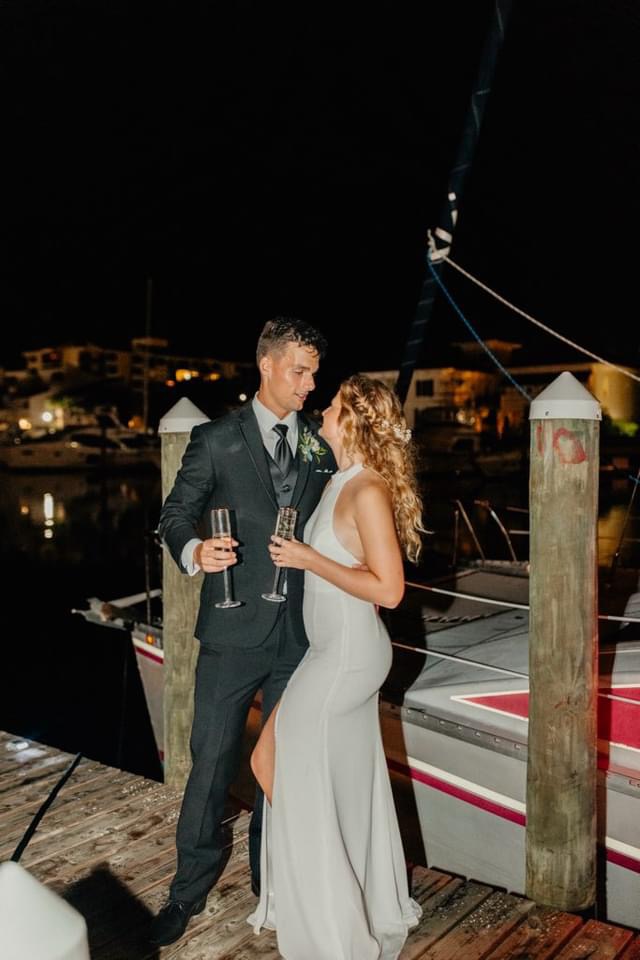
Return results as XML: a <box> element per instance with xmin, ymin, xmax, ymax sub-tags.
<box><xmin>258</xmin><ymin>342</ymin><xmax>319</xmax><ymax>419</ymax></box>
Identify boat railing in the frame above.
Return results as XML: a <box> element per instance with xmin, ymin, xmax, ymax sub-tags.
<box><xmin>391</xmin><ymin>638</ymin><xmax>640</xmax><ymax>704</ymax></box>
<box><xmin>404</xmin><ymin>578</ymin><xmax>640</xmax><ymax>626</ymax></box>
<box><xmin>451</xmin><ymin>495</ymin><xmax>640</xmax><ymax>574</ymax></box>
<box><xmin>473</xmin><ymin>499</ymin><xmax>517</xmax><ymax>561</ymax></box>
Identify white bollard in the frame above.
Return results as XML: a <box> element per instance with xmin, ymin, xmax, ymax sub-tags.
<box><xmin>0</xmin><ymin>861</ymin><xmax>90</xmax><ymax>960</ymax></box>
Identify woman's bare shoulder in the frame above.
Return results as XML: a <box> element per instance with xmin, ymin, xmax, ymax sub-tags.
<box><xmin>351</xmin><ymin>468</ymin><xmax>392</xmax><ymax>506</ymax></box>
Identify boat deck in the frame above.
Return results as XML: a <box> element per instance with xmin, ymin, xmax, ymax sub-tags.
<box><xmin>2</xmin><ymin>730</ymin><xmax>639</xmax><ymax>960</ymax></box>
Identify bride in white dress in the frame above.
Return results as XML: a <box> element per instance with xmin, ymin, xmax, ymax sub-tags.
<box><xmin>248</xmin><ymin>374</ymin><xmax>424</xmax><ymax>960</ymax></box>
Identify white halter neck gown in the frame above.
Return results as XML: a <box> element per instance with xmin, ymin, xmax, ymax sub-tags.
<box><xmin>248</xmin><ymin>462</ymin><xmax>421</xmax><ymax>960</ymax></box>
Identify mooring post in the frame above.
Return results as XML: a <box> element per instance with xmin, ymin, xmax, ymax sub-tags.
<box><xmin>526</xmin><ymin>371</ymin><xmax>601</xmax><ymax>910</ymax></box>
<box><xmin>158</xmin><ymin>398</ymin><xmax>209</xmax><ymax>789</ymax></box>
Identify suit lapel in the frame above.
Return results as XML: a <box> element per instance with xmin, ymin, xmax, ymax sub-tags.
<box><xmin>237</xmin><ymin>407</ymin><xmax>278</xmax><ymax>510</ymax></box>
<box><xmin>291</xmin><ymin>413</ymin><xmax>314</xmax><ymax>508</ymax></box>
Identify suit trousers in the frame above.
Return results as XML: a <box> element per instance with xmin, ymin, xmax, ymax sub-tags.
<box><xmin>169</xmin><ymin>611</ymin><xmax>306</xmax><ymax>904</ymax></box>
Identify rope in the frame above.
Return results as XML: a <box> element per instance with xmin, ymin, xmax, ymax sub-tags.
<box><xmin>440</xmin><ymin>252</ymin><xmax>640</xmax><ymax>385</ymax></box>
<box><xmin>406</xmin><ymin>580</ymin><xmax>528</xmax><ymax>610</ymax></box>
<box><xmin>405</xmin><ymin>580</ymin><xmax>640</xmax><ymax>625</ymax></box>
<box><xmin>425</xmin><ymin>255</ymin><xmax>530</xmax><ymax>399</ymax></box>
<box><xmin>10</xmin><ymin>752</ymin><xmax>83</xmax><ymax>862</ymax></box>
<box><xmin>391</xmin><ymin>641</ymin><xmax>528</xmax><ymax>678</ymax></box>
<box><xmin>391</xmin><ymin>642</ymin><xmax>640</xmax><ymax>699</ymax></box>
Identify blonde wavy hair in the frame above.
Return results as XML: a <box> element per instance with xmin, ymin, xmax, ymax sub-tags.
<box><xmin>338</xmin><ymin>374</ymin><xmax>425</xmax><ymax>563</ymax></box>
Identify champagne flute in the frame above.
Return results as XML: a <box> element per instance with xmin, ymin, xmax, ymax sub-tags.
<box><xmin>262</xmin><ymin>506</ymin><xmax>298</xmax><ymax>603</ymax></box>
<box><xmin>211</xmin><ymin>508</ymin><xmax>242</xmax><ymax>609</ymax></box>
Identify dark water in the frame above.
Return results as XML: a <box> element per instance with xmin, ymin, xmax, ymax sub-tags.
<box><xmin>2</xmin><ymin>465</ymin><xmax>638</xmax><ymax>783</ymax></box>
<box><xmin>1</xmin><ymin>468</ymin><xmax>164</xmax><ymax>782</ymax></box>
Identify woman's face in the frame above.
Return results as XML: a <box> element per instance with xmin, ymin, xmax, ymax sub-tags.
<box><xmin>319</xmin><ymin>393</ymin><xmax>342</xmax><ymax>447</ymax></box>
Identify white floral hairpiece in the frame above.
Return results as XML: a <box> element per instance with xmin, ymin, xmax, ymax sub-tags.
<box><xmin>380</xmin><ymin>419</ymin><xmax>411</xmax><ymax>443</ymax></box>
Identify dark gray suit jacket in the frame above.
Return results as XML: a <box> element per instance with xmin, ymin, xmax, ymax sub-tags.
<box><xmin>159</xmin><ymin>404</ymin><xmax>335</xmax><ymax>650</ymax></box>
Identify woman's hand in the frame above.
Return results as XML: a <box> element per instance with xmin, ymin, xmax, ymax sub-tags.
<box><xmin>269</xmin><ymin>536</ymin><xmax>314</xmax><ymax>570</ymax></box>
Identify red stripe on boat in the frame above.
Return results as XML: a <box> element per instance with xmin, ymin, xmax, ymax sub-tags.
<box><xmin>463</xmin><ymin>689</ymin><xmax>640</xmax><ymax>751</ymax></box>
<box><xmin>133</xmin><ymin>644</ymin><xmax>164</xmax><ymax>665</ymax></box>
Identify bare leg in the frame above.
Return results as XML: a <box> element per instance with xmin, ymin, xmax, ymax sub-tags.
<box><xmin>250</xmin><ymin>700</ymin><xmax>280</xmax><ymax>805</ymax></box>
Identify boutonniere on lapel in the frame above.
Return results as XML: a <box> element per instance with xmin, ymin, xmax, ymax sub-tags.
<box><xmin>298</xmin><ymin>427</ymin><xmax>328</xmax><ymax>464</ymax></box>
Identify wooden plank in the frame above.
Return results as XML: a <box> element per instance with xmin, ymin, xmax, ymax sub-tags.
<box><xmin>0</xmin><ymin>771</ymin><xmax>161</xmax><ymax>851</ymax></box>
<box><xmin>60</xmin><ymin>816</ymin><xmax>249</xmax><ymax>929</ymax></box>
<box><xmin>14</xmin><ymin>788</ymin><xmax>179</xmax><ymax>869</ymax></box>
<box><xmin>620</xmin><ymin>937</ymin><xmax>640</xmax><ymax>960</ymax></box>
<box><xmin>420</xmin><ymin>891</ymin><xmax>535</xmax><ymax>960</ymax></box>
<box><xmin>0</xmin><ymin>761</ymin><xmax>108</xmax><ymax>824</ymax></box>
<box><xmin>215</xmin><ymin>928</ymin><xmax>281</xmax><ymax>960</ymax></box>
<box><xmin>55</xmin><ymin>819</ymin><xmax>182</xmax><ymax>895</ymax></box>
<box><xmin>0</xmin><ymin>765</ymin><xmax>143</xmax><ymax>834</ymax></box>
<box><xmin>401</xmin><ymin>878</ymin><xmax>493</xmax><ymax>959</ymax></box>
<box><xmin>411</xmin><ymin>866</ymin><xmax>458</xmax><ymax>903</ymax></box>
<box><xmin>0</xmin><ymin>734</ymin><xmax>72</xmax><ymax>763</ymax></box>
<box><xmin>89</xmin><ymin>844</ymin><xmax>252</xmax><ymax>957</ymax></box>
<box><xmin>90</xmin><ymin>859</ymin><xmax>256</xmax><ymax>960</ymax></box>
<box><xmin>554</xmin><ymin>919</ymin><xmax>634</xmax><ymax>959</ymax></box>
<box><xmin>0</xmin><ymin>734</ymin><xmax>59</xmax><ymax>773</ymax></box>
<box><xmin>35</xmin><ymin>813</ymin><xmax>180</xmax><ymax>889</ymax></box>
<box><xmin>35</xmin><ymin>812</ymin><xmax>250</xmax><ymax>959</ymax></box>
<box><xmin>0</xmin><ymin>749</ymin><xmax>76</xmax><ymax>790</ymax></box>
<box><xmin>160</xmin><ymin>889</ymin><xmax>259</xmax><ymax>960</ymax></box>
<box><xmin>485</xmin><ymin>907</ymin><xmax>583</xmax><ymax>960</ymax></box>
<box><xmin>42</xmin><ymin>807</ymin><xmax>248</xmax><ymax>895</ymax></box>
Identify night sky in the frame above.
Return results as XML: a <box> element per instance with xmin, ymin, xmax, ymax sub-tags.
<box><xmin>2</xmin><ymin>0</ymin><xmax>639</xmax><ymax>380</ymax></box>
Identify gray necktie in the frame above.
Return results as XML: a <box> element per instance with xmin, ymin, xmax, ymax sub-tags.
<box><xmin>273</xmin><ymin>423</ymin><xmax>293</xmax><ymax>477</ymax></box>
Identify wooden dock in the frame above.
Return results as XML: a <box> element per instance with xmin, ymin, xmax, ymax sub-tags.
<box><xmin>2</xmin><ymin>730</ymin><xmax>639</xmax><ymax>960</ymax></box>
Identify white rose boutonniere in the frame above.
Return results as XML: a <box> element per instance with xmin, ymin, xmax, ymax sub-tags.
<box><xmin>298</xmin><ymin>427</ymin><xmax>328</xmax><ymax>464</ymax></box>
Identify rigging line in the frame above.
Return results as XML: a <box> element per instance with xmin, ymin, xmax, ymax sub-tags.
<box><xmin>405</xmin><ymin>580</ymin><xmax>640</xmax><ymax>624</ymax></box>
<box><xmin>601</xmin><ymin>693</ymin><xmax>640</xmax><ymax>707</ymax></box>
<box><xmin>425</xmin><ymin>253</ymin><xmax>530</xmax><ymax>400</ymax></box>
<box><xmin>442</xmin><ymin>253</ymin><xmax>640</xmax><ymax>385</ymax></box>
<box><xmin>392</xmin><ymin>642</ymin><xmax>640</xmax><ymax>697</ymax></box>
<box><xmin>391</xmin><ymin>641</ymin><xmax>528</xmax><ymax>678</ymax></box>
<box><xmin>406</xmin><ymin>580</ymin><xmax>528</xmax><ymax>609</ymax></box>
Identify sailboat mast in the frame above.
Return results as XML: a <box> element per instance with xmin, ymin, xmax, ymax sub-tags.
<box><xmin>395</xmin><ymin>0</ymin><xmax>514</xmax><ymax>405</ymax></box>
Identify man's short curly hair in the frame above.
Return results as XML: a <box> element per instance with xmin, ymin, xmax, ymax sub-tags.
<box><xmin>256</xmin><ymin>316</ymin><xmax>328</xmax><ymax>364</ymax></box>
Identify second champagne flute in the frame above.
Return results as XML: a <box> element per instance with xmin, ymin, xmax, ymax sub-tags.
<box><xmin>262</xmin><ymin>506</ymin><xmax>298</xmax><ymax>603</ymax></box>
<box><xmin>211</xmin><ymin>508</ymin><xmax>242</xmax><ymax>609</ymax></box>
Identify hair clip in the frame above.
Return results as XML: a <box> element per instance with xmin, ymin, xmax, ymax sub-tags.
<box><xmin>381</xmin><ymin>419</ymin><xmax>411</xmax><ymax>443</ymax></box>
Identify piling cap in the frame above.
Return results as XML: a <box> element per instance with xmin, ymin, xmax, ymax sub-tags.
<box><xmin>158</xmin><ymin>397</ymin><xmax>210</xmax><ymax>434</ymax></box>
<box><xmin>529</xmin><ymin>371</ymin><xmax>601</xmax><ymax>421</ymax></box>
<box><xmin>0</xmin><ymin>861</ymin><xmax>90</xmax><ymax>960</ymax></box>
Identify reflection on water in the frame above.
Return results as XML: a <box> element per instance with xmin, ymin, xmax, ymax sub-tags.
<box><xmin>1</xmin><ymin>468</ymin><xmax>163</xmax><ymax>781</ymax></box>
<box><xmin>3</xmin><ymin>470</ymin><xmax>162</xmax><ymax>567</ymax></box>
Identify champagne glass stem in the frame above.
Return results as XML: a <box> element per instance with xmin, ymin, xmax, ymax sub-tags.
<box><xmin>222</xmin><ymin>567</ymin><xmax>233</xmax><ymax>603</ymax></box>
<box><xmin>271</xmin><ymin>566</ymin><xmax>281</xmax><ymax>596</ymax></box>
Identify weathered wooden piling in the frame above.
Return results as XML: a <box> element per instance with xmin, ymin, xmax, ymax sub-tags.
<box><xmin>158</xmin><ymin>398</ymin><xmax>209</xmax><ymax>789</ymax></box>
<box><xmin>526</xmin><ymin>371</ymin><xmax>601</xmax><ymax>910</ymax></box>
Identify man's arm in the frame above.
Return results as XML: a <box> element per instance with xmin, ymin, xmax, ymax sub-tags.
<box><xmin>158</xmin><ymin>424</ymin><xmax>216</xmax><ymax>572</ymax></box>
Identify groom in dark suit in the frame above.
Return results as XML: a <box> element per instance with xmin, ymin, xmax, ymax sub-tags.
<box><xmin>150</xmin><ymin>317</ymin><xmax>335</xmax><ymax>946</ymax></box>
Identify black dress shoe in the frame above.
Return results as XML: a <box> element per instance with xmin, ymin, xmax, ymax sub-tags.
<box><xmin>149</xmin><ymin>896</ymin><xmax>207</xmax><ymax>946</ymax></box>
